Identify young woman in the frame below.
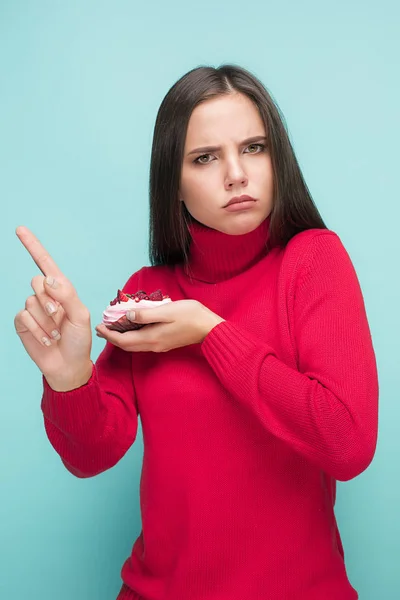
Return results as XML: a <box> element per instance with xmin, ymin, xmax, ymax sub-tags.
<box><xmin>15</xmin><ymin>65</ymin><xmax>378</xmax><ymax>600</ymax></box>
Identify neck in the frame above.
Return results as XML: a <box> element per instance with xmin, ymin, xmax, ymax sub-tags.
<box><xmin>185</xmin><ymin>217</ymin><xmax>271</xmax><ymax>283</ymax></box>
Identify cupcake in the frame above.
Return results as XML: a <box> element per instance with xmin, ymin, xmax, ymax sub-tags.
<box><xmin>102</xmin><ymin>289</ymin><xmax>172</xmax><ymax>332</ymax></box>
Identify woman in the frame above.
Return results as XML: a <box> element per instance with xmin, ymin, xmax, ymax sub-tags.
<box><xmin>15</xmin><ymin>65</ymin><xmax>378</xmax><ymax>600</ymax></box>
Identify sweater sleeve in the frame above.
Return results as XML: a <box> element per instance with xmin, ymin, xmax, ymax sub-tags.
<box><xmin>201</xmin><ymin>232</ymin><xmax>379</xmax><ymax>481</ymax></box>
<box><xmin>41</xmin><ymin>276</ymin><xmax>141</xmax><ymax>479</ymax></box>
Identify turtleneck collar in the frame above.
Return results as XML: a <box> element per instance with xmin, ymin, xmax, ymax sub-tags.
<box><xmin>184</xmin><ymin>216</ymin><xmax>271</xmax><ymax>283</ymax></box>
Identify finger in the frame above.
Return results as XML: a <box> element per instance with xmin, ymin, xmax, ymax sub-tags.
<box><xmin>127</xmin><ymin>306</ymin><xmax>173</xmax><ymax>325</ymax></box>
<box><xmin>31</xmin><ymin>274</ymin><xmax>62</xmax><ymax>319</ymax></box>
<box><xmin>25</xmin><ymin>295</ymin><xmax>62</xmax><ymax>341</ymax></box>
<box><xmin>15</xmin><ymin>309</ymin><xmax>55</xmax><ymax>348</ymax></box>
<box><xmin>16</xmin><ymin>226</ymin><xmax>64</xmax><ymax>278</ymax></box>
<box><xmin>95</xmin><ymin>324</ymin><xmax>125</xmax><ymax>347</ymax></box>
<box><xmin>95</xmin><ymin>323</ymin><xmax>160</xmax><ymax>351</ymax></box>
<box><xmin>42</xmin><ymin>275</ymin><xmax>90</xmax><ymax>326</ymax></box>
<box><xmin>95</xmin><ymin>324</ymin><xmax>145</xmax><ymax>348</ymax></box>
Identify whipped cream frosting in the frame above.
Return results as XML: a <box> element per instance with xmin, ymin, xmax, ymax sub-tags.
<box><xmin>102</xmin><ymin>297</ymin><xmax>172</xmax><ymax>324</ymax></box>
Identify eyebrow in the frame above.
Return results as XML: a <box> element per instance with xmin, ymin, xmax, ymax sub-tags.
<box><xmin>187</xmin><ymin>135</ymin><xmax>268</xmax><ymax>156</ymax></box>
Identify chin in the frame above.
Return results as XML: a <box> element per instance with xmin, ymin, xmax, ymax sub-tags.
<box><xmin>219</xmin><ymin>215</ymin><xmax>267</xmax><ymax>236</ymax></box>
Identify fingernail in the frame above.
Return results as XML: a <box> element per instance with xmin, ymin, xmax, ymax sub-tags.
<box><xmin>45</xmin><ymin>302</ymin><xmax>57</xmax><ymax>315</ymax></box>
<box><xmin>45</xmin><ymin>276</ymin><xmax>58</xmax><ymax>289</ymax></box>
<box><xmin>42</xmin><ymin>336</ymin><xmax>51</xmax><ymax>346</ymax></box>
<box><xmin>51</xmin><ymin>329</ymin><xmax>61</xmax><ymax>340</ymax></box>
<box><xmin>127</xmin><ymin>311</ymin><xmax>135</xmax><ymax>321</ymax></box>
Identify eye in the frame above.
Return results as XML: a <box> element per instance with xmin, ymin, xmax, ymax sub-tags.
<box><xmin>244</xmin><ymin>143</ymin><xmax>265</xmax><ymax>154</ymax></box>
<box><xmin>194</xmin><ymin>154</ymin><xmax>215</xmax><ymax>165</ymax></box>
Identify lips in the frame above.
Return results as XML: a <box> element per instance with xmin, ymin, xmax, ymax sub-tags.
<box><xmin>224</xmin><ymin>195</ymin><xmax>257</xmax><ymax>207</ymax></box>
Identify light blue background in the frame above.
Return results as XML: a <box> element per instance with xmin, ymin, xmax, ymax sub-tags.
<box><xmin>1</xmin><ymin>1</ymin><xmax>399</xmax><ymax>598</ymax></box>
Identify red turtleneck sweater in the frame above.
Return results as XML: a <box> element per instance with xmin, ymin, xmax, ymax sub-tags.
<box><xmin>41</xmin><ymin>218</ymin><xmax>378</xmax><ymax>600</ymax></box>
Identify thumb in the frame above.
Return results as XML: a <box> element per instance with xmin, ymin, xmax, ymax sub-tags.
<box><xmin>44</xmin><ymin>275</ymin><xmax>89</xmax><ymax>325</ymax></box>
<box><xmin>127</xmin><ymin>305</ymin><xmax>171</xmax><ymax>325</ymax></box>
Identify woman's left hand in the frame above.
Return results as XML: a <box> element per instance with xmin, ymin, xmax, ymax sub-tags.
<box><xmin>95</xmin><ymin>300</ymin><xmax>225</xmax><ymax>352</ymax></box>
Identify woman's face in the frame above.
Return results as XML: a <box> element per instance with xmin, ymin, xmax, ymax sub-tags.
<box><xmin>180</xmin><ymin>92</ymin><xmax>274</xmax><ymax>235</ymax></box>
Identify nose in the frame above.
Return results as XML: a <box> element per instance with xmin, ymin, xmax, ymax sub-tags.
<box><xmin>224</xmin><ymin>159</ymin><xmax>248</xmax><ymax>191</ymax></box>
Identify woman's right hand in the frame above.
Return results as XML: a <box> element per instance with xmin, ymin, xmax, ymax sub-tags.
<box><xmin>14</xmin><ymin>227</ymin><xmax>93</xmax><ymax>392</ymax></box>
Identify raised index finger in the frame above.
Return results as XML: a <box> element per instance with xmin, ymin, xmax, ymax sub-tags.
<box><xmin>16</xmin><ymin>226</ymin><xmax>64</xmax><ymax>278</ymax></box>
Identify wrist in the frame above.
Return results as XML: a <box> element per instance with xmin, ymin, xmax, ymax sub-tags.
<box><xmin>200</xmin><ymin>310</ymin><xmax>225</xmax><ymax>342</ymax></box>
<box><xmin>45</xmin><ymin>361</ymin><xmax>93</xmax><ymax>392</ymax></box>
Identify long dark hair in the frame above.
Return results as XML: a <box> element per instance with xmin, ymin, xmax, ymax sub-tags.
<box><xmin>149</xmin><ymin>65</ymin><xmax>326</xmax><ymax>266</ymax></box>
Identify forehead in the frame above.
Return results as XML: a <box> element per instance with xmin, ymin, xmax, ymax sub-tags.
<box><xmin>185</xmin><ymin>93</ymin><xmax>265</xmax><ymax>146</ymax></box>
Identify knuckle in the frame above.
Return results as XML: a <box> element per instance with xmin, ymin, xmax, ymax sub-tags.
<box><xmin>146</xmin><ymin>331</ymin><xmax>156</xmax><ymax>344</ymax></box>
<box><xmin>63</xmin><ymin>284</ymin><xmax>77</xmax><ymax>302</ymax></box>
<box><xmin>149</xmin><ymin>336</ymin><xmax>161</xmax><ymax>351</ymax></box>
<box><xmin>14</xmin><ymin>310</ymin><xmax>29</xmax><ymax>332</ymax></box>
<box><xmin>14</xmin><ymin>311</ymin><xmax>23</xmax><ymax>327</ymax></box>
<box><xmin>25</xmin><ymin>295</ymin><xmax>36</xmax><ymax>311</ymax></box>
<box><xmin>31</xmin><ymin>274</ymin><xmax>44</xmax><ymax>288</ymax></box>
<box><xmin>78</xmin><ymin>306</ymin><xmax>91</xmax><ymax>323</ymax></box>
<box><xmin>39</xmin><ymin>253</ymin><xmax>50</xmax><ymax>266</ymax></box>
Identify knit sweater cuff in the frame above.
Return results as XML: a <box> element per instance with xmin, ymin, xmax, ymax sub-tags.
<box><xmin>41</xmin><ymin>364</ymin><xmax>101</xmax><ymax>436</ymax></box>
<box><xmin>202</xmin><ymin>321</ymin><xmax>275</xmax><ymax>394</ymax></box>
